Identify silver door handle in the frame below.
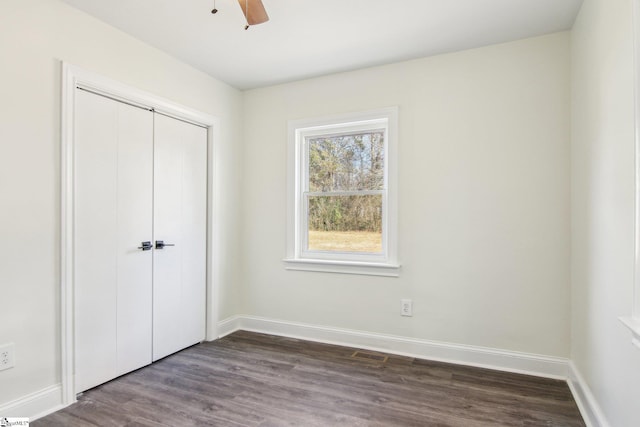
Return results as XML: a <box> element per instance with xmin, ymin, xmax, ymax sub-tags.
<box><xmin>138</xmin><ymin>241</ymin><xmax>152</xmax><ymax>251</ymax></box>
<box><xmin>155</xmin><ymin>240</ymin><xmax>175</xmax><ymax>249</ymax></box>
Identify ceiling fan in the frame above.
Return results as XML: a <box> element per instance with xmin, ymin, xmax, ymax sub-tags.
<box><xmin>211</xmin><ymin>0</ymin><xmax>269</xmax><ymax>30</ymax></box>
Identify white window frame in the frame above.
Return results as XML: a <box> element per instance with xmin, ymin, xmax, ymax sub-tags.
<box><xmin>284</xmin><ymin>107</ymin><xmax>400</xmax><ymax>277</ymax></box>
<box><xmin>620</xmin><ymin>0</ymin><xmax>640</xmax><ymax>349</ymax></box>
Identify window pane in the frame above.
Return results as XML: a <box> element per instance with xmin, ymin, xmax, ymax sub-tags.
<box><xmin>308</xmin><ymin>131</ymin><xmax>384</xmax><ymax>192</ymax></box>
<box><xmin>307</xmin><ymin>195</ymin><xmax>382</xmax><ymax>253</ymax></box>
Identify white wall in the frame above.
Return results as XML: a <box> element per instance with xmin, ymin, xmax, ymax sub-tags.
<box><xmin>0</xmin><ymin>0</ymin><xmax>243</xmax><ymax>408</ymax></box>
<box><xmin>241</xmin><ymin>33</ymin><xmax>571</xmax><ymax>357</ymax></box>
<box><xmin>571</xmin><ymin>0</ymin><xmax>640</xmax><ymax>425</ymax></box>
<box><xmin>7</xmin><ymin>0</ymin><xmax>618</xmax><ymax>421</ymax></box>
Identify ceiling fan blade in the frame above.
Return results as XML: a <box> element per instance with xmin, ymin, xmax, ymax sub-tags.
<box><xmin>237</xmin><ymin>0</ymin><xmax>269</xmax><ymax>25</ymax></box>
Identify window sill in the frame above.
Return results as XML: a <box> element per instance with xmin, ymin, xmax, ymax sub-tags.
<box><xmin>283</xmin><ymin>258</ymin><xmax>400</xmax><ymax>277</ymax></box>
<box><xmin>619</xmin><ymin>317</ymin><xmax>640</xmax><ymax>349</ymax></box>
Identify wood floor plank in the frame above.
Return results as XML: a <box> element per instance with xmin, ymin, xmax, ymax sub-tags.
<box><xmin>35</xmin><ymin>331</ymin><xmax>585</xmax><ymax>426</ymax></box>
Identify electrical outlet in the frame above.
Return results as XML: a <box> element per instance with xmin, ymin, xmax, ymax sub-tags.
<box><xmin>0</xmin><ymin>343</ymin><xmax>15</xmax><ymax>371</ymax></box>
<box><xmin>401</xmin><ymin>299</ymin><xmax>413</xmax><ymax>317</ymax></box>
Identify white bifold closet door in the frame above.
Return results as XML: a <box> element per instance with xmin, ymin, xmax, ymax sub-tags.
<box><xmin>74</xmin><ymin>89</ymin><xmax>154</xmax><ymax>393</ymax></box>
<box><xmin>74</xmin><ymin>89</ymin><xmax>207</xmax><ymax>393</ymax></box>
<box><xmin>152</xmin><ymin>114</ymin><xmax>207</xmax><ymax>361</ymax></box>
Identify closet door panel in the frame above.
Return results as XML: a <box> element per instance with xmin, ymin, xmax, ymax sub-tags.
<box><xmin>74</xmin><ymin>90</ymin><xmax>153</xmax><ymax>392</ymax></box>
<box><xmin>115</xmin><ymin>103</ymin><xmax>154</xmax><ymax>376</ymax></box>
<box><xmin>152</xmin><ymin>116</ymin><xmax>183</xmax><ymax>361</ymax></box>
<box><xmin>153</xmin><ymin>114</ymin><xmax>207</xmax><ymax>361</ymax></box>
<box><xmin>179</xmin><ymin>124</ymin><xmax>208</xmax><ymax>348</ymax></box>
<box><xmin>75</xmin><ymin>90</ymin><xmax>119</xmax><ymax>392</ymax></box>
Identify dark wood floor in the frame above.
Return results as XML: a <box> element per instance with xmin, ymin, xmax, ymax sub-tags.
<box><xmin>37</xmin><ymin>331</ymin><xmax>585</xmax><ymax>426</ymax></box>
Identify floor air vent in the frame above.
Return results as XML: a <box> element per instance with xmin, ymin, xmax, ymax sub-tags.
<box><xmin>351</xmin><ymin>350</ymin><xmax>389</xmax><ymax>363</ymax></box>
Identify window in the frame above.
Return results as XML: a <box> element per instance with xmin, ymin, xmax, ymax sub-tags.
<box><xmin>284</xmin><ymin>108</ymin><xmax>399</xmax><ymax>276</ymax></box>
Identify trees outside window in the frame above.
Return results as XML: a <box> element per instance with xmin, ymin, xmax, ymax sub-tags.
<box><xmin>306</xmin><ymin>130</ymin><xmax>384</xmax><ymax>253</ymax></box>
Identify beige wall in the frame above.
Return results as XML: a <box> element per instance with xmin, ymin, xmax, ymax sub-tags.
<box><xmin>0</xmin><ymin>0</ymin><xmax>243</xmax><ymax>406</ymax></box>
<box><xmin>241</xmin><ymin>33</ymin><xmax>571</xmax><ymax>357</ymax></box>
<box><xmin>571</xmin><ymin>0</ymin><xmax>640</xmax><ymax>425</ymax></box>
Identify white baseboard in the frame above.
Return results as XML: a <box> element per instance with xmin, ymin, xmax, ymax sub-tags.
<box><xmin>0</xmin><ymin>384</ymin><xmax>65</xmax><ymax>421</ymax></box>
<box><xmin>567</xmin><ymin>361</ymin><xmax>610</xmax><ymax>427</ymax></box>
<box><xmin>218</xmin><ymin>315</ymin><xmax>569</xmax><ymax>379</ymax></box>
<box><xmin>218</xmin><ymin>315</ymin><xmax>243</xmax><ymax>338</ymax></box>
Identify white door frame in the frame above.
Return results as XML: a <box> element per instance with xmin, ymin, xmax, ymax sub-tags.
<box><xmin>60</xmin><ymin>62</ymin><xmax>221</xmax><ymax>406</ymax></box>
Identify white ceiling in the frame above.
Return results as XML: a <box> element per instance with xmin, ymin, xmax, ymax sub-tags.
<box><xmin>60</xmin><ymin>0</ymin><xmax>583</xmax><ymax>90</ymax></box>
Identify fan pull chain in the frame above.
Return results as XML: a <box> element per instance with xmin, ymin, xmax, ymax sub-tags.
<box><xmin>211</xmin><ymin>0</ymin><xmax>218</xmax><ymax>14</ymax></box>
